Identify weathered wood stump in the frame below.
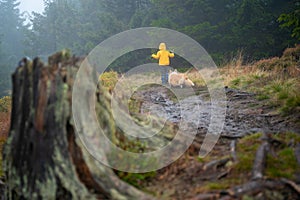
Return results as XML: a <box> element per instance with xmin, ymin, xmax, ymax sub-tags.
<box><xmin>3</xmin><ymin>51</ymin><xmax>154</xmax><ymax>199</ymax></box>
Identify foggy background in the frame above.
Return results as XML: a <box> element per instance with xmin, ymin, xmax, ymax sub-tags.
<box><xmin>0</xmin><ymin>0</ymin><xmax>298</xmax><ymax>96</ymax></box>
<box><xmin>18</xmin><ymin>0</ymin><xmax>44</xmax><ymax>14</ymax></box>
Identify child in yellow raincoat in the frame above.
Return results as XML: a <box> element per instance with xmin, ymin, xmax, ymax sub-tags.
<box><xmin>152</xmin><ymin>43</ymin><xmax>174</xmax><ymax>84</ymax></box>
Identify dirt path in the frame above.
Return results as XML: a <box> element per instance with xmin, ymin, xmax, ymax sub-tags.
<box><xmin>135</xmin><ymin>85</ymin><xmax>298</xmax><ymax>136</ymax></box>
<box><xmin>129</xmin><ymin>85</ymin><xmax>300</xmax><ymax>199</ymax></box>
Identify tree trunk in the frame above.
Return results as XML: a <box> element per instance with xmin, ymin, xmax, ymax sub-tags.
<box><xmin>3</xmin><ymin>51</ymin><xmax>154</xmax><ymax>200</ymax></box>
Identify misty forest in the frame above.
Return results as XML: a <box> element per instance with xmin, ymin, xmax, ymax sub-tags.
<box><xmin>0</xmin><ymin>0</ymin><xmax>300</xmax><ymax>199</ymax></box>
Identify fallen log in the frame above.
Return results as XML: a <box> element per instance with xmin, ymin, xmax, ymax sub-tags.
<box><xmin>3</xmin><ymin>52</ymin><xmax>155</xmax><ymax>200</ymax></box>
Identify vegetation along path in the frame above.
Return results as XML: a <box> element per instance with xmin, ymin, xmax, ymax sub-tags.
<box><xmin>127</xmin><ymin>84</ymin><xmax>300</xmax><ymax>200</ymax></box>
<box><xmin>135</xmin><ymin>85</ymin><xmax>299</xmax><ymax>137</ymax></box>
<box><xmin>1</xmin><ymin>45</ymin><xmax>299</xmax><ymax>199</ymax></box>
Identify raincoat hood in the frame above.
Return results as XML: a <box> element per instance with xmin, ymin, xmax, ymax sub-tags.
<box><xmin>159</xmin><ymin>43</ymin><xmax>166</xmax><ymax>50</ymax></box>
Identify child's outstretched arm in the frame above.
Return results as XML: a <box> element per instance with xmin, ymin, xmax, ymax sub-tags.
<box><xmin>151</xmin><ymin>52</ymin><xmax>160</xmax><ymax>59</ymax></box>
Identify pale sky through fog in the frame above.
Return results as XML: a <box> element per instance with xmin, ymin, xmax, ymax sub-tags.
<box><xmin>18</xmin><ymin>0</ymin><xmax>45</xmax><ymax>14</ymax></box>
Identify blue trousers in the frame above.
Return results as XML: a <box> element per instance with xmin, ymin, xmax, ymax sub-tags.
<box><xmin>159</xmin><ymin>66</ymin><xmax>171</xmax><ymax>84</ymax></box>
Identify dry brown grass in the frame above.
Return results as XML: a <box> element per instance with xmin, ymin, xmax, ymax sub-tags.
<box><xmin>221</xmin><ymin>44</ymin><xmax>300</xmax><ymax>84</ymax></box>
<box><xmin>219</xmin><ymin>44</ymin><xmax>300</xmax><ymax>115</ymax></box>
<box><xmin>0</xmin><ymin>96</ymin><xmax>11</xmax><ymax>139</ymax></box>
<box><xmin>0</xmin><ymin>96</ymin><xmax>11</xmax><ymax>177</ymax></box>
<box><xmin>181</xmin><ymin>45</ymin><xmax>300</xmax><ymax>116</ymax></box>
<box><xmin>0</xmin><ymin>111</ymin><xmax>10</xmax><ymax>139</ymax></box>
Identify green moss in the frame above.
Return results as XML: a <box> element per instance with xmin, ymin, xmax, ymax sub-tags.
<box><xmin>235</xmin><ymin>133</ymin><xmax>300</xmax><ymax>181</ymax></box>
<box><xmin>61</xmin><ymin>49</ymin><xmax>71</xmax><ymax>60</ymax></box>
<box><xmin>234</xmin><ymin>133</ymin><xmax>262</xmax><ymax>173</ymax></box>
<box><xmin>266</xmin><ymin>148</ymin><xmax>298</xmax><ymax>179</ymax></box>
<box><xmin>206</xmin><ymin>182</ymin><xmax>229</xmax><ymax>190</ymax></box>
<box><xmin>235</xmin><ymin>145</ymin><xmax>260</xmax><ymax>172</ymax></box>
<box><xmin>212</xmin><ymin>132</ymin><xmax>300</xmax><ymax>193</ymax></box>
<box><xmin>55</xmin><ymin>82</ymin><xmax>69</xmax><ymax>124</ymax></box>
<box><xmin>128</xmin><ymin>97</ymin><xmax>142</xmax><ymax>117</ymax></box>
<box><xmin>201</xmin><ymin>179</ymin><xmax>242</xmax><ymax>192</ymax></box>
<box><xmin>116</xmin><ymin>171</ymin><xmax>156</xmax><ymax>188</ymax></box>
<box><xmin>197</xmin><ymin>156</ymin><xmax>205</xmax><ymax>163</ymax></box>
<box><xmin>99</xmin><ymin>71</ymin><xmax>118</xmax><ymax>91</ymax></box>
<box><xmin>273</xmin><ymin>132</ymin><xmax>300</xmax><ymax>143</ymax></box>
<box><xmin>243</xmin><ymin>133</ymin><xmax>263</xmax><ymax>141</ymax></box>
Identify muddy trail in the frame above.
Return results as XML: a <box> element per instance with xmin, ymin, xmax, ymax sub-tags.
<box><xmin>135</xmin><ymin>86</ymin><xmax>298</xmax><ymax>137</ymax></box>
<box><xmin>129</xmin><ymin>85</ymin><xmax>300</xmax><ymax>200</ymax></box>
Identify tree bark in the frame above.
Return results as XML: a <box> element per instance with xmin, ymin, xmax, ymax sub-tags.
<box><xmin>3</xmin><ymin>51</ymin><xmax>154</xmax><ymax>200</ymax></box>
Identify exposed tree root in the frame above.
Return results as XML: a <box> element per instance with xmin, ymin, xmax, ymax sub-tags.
<box><xmin>202</xmin><ymin>157</ymin><xmax>231</xmax><ymax>171</ymax></box>
<box><xmin>230</xmin><ymin>140</ymin><xmax>237</xmax><ymax>162</ymax></box>
<box><xmin>251</xmin><ymin>133</ymin><xmax>270</xmax><ymax>180</ymax></box>
<box><xmin>190</xmin><ymin>133</ymin><xmax>300</xmax><ymax>200</ymax></box>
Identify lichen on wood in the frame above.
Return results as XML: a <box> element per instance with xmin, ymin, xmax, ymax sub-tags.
<box><xmin>3</xmin><ymin>51</ymin><xmax>155</xmax><ymax>200</ymax></box>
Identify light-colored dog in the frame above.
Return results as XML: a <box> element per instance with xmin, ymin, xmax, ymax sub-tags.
<box><xmin>168</xmin><ymin>69</ymin><xmax>195</xmax><ymax>88</ymax></box>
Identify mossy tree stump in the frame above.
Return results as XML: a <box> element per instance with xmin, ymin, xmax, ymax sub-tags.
<box><xmin>3</xmin><ymin>51</ymin><xmax>154</xmax><ymax>200</ymax></box>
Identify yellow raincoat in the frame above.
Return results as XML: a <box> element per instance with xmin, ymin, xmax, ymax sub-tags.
<box><xmin>152</xmin><ymin>43</ymin><xmax>174</xmax><ymax>66</ymax></box>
